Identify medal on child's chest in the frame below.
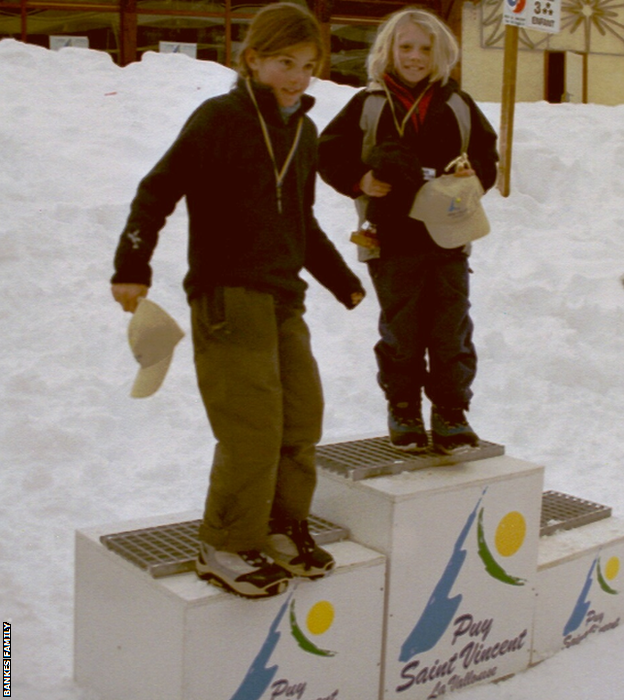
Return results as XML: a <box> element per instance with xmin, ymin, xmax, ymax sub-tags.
<box><xmin>246</xmin><ymin>79</ymin><xmax>304</xmax><ymax>214</ymax></box>
<box><xmin>383</xmin><ymin>82</ymin><xmax>428</xmax><ymax>138</ymax></box>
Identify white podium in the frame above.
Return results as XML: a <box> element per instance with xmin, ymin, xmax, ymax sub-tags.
<box><xmin>75</xmin><ymin>441</ymin><xmax>624</xmax><ymax>700</ymax></box>
<box><xmin>532</xmin><ymin>516</ymin><xmax>624</xmax><ymax>665</ymax></box>
<box><xmin>313</xmin><ymin>455</ymin><xmax>545</xmax><ymax>700</ymax></box>
<box><xmin>74</xmin><ymin>512</ymin><xmax>386</xmax><ymax>700</ymax></box>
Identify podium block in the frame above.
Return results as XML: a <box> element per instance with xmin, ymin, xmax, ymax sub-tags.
<box><xmin>314</xmin><ymin>455</ymin><xmax>545</xmax><ymax>699</ymax></box>
<box><xmin>74</xmin><ymin>512</ymin><xmax>386</xmax><ymax>700</ymax></box>
<box><xmin>532</xmin><ymin>516</ymin><xmax>624</xmax><ymax>665</ymax></box>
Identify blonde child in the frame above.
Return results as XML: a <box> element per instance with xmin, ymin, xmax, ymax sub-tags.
<box><xmin>319</xmin><ymin>8</ymin><xmax>498</xmax><ymax>452</ymax></box>
<box><xmin>111</xmin><ymin>3</ymin><xmax>365</xmax><ymax>598</ymax></box>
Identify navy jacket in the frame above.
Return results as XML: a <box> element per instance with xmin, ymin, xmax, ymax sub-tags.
<box><xmin>112</xmin><ymin>79</ymin><xmax>364</xmax><ymax>307</ymax></box>
<box><xmin>318</xmin><ymin>78</ymin><xmax>499</xmax><ymax>256</ymax></box>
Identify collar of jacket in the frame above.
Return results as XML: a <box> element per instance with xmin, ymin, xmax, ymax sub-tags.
<box><xmin>366</xmin><ymin>76</ymin><xmax>458</xmax><ymax>102</ymax></box>
<box><xmin>233</xmin><ymin>77</ymin><xmax>315</xmax><ymax>126</ymax></box>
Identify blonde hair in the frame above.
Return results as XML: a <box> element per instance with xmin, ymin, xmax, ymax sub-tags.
<box><xmin>367</xmin><ymin>8</ymin><xmax>460</xmax><ymax>85</ymax></box>
<box><xmin>237</xmin><ymin>2</ymin><xmax>326</xmax><ymax>78</ymax></box>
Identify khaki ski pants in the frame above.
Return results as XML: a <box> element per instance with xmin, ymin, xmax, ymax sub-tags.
<box><xmin>190</xmin><ymin>287</ymin><xmax>323</xmax><ymax>552</ymax></box>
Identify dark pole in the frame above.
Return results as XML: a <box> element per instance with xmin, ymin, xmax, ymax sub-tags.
<box><xmin>497</xmin><ymin>25</ymin><xmax>518</xmax><ymax>197</ymax></box>
<box><xmin>120</xmin><ymin>0</ymin><xmax>137</xmax><ymax>66</ymax></box>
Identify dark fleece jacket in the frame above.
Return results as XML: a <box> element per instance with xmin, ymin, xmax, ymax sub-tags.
<box><xmin>112</xmin><ymin>79</ymin><xmax>364</xmax><ymax>307</ymax></box>
<box><xmin>318</xmin><ymin>77</ymin><xmax>499</xmax><ymax>255</ymax></box>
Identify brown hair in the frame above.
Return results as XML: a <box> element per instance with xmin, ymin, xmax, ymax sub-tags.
<box><xmin>237</xmin><ymin>2</ymin><xmax>326</xmax><ymax>78</ymax></box>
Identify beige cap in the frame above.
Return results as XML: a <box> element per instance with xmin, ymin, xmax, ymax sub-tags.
<box><xmin>127</xmin><ymin>298</ymin><xmax>184</xmax><ymax>398</ymax></box>
<box><xmin>409</xmin><ymin>174</ymin><xmax>490</xmax><ymax>249</ymax></box>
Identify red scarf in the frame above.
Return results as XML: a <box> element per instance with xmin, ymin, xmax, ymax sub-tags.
<box><xmin>383</xmin><ymin>73</ymin><xmax>434</xmax><ymax>135</ymax></box>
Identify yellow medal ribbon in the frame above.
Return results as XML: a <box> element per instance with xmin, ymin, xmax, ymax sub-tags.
<box><xmin>246</xmin><ymin>78</ymin><xmax>304</xmax><ymax>214</ymax></box>
<box><xmin>382</xmin><ymin>82</ymin><xmax>428</xmax><ymax>139</ymax></box>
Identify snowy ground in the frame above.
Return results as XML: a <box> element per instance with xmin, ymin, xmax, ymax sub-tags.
<box><xmin>1</xmin><ymin>38</ymin><xmax>624</xmax><ymax>699</ymax></box>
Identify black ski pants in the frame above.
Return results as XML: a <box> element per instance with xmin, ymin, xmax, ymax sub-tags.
<box><xmin>367</xmin><ymin>249</ymin><xmax>477</xmax><ymax>410</ymax></box>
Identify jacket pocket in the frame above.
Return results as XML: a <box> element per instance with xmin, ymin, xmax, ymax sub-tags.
<box><xmin>191</xmin><ymin>287</ymin><xmax>229</xmax><ymax>354</ymax></box>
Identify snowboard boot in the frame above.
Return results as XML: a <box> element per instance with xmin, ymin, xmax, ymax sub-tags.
<box><xmin>388</xmin><ymin>400</ymin><xmax>428</xmax><ymax>451</ymax></box>
<box><xmin>196</xmin><ymin>542</ymin><xmax>291</xmax><ymax>598</ymax></box>
<box><xmin>431</xmin><ymin>405</ymin><xmax>479</xmax><ymax>453</ymax></box>
<box><xmin>264</xmin><ymin>517</ymin><xmax>335</xmax><ymax>580</ymax></box>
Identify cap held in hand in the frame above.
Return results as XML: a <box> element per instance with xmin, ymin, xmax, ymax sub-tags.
<box><xmin>127</xmin><ymin>298</ymin><xmax>184</xmax><ymax>398</ymax></box>
<box><xmin>409</xmin><ymin>154</ymin><xmax>490</xmax><ymax>250</ymax></box>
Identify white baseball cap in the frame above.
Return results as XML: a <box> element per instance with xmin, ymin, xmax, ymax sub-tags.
<box><xmin>409</xmin><ymin>174</ymin><xmax>490</xmax><ymax>249</ymax></box>
<box><xmin>127</xmin><ymin>298</ymin><xmax>184</xmax><ymax>398</ymax></box>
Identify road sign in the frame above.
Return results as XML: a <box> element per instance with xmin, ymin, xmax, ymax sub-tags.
<box><xmin>503</xmin><ymin>0</ymin><xmax>561</xmax><ymax>34</ymax></box>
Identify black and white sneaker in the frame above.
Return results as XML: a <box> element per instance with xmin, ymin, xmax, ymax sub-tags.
<box><xmin>196</xmin><ymin>542</ymin><xmax>291</xmax><ymax>598</ymax></box>
<box><xmin>388</xmin><ymin>401</ymin><xmax>428</xmax><ymax>451</ymax></box>
<box><xmin>431</xmin><ymin>405</ymin><xmax>479</xmax><ymax>453</ymax></box>
<box><xmin>264</xmin><ymin>518</ymin><xmax>335</xmax><ymax>580</ymax></box>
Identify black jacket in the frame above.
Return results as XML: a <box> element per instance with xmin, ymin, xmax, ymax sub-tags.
<box><xmin>318</xmin><ymin>78</ymin><xmax>499</xmax><ymax>255</ymax></box>
<box><xmin>112</xmin><ymin>79</ymin><xmax>364</xmax><ymax>307</ymax></box>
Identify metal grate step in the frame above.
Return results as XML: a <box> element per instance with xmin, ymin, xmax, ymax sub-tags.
<box><xmin>540</xmin><ymin>490</ymin><xmax>612</xmax><ymax>537</ymax></box>
<box><xmin>316</xmin><ymin>435</ymin><xmax>505</xmax><ymax>480</ymax></box>
<box><xmin>100</xmin><ymin>514</ymin><xmax>349</xmax><ymax>579</ymax></box>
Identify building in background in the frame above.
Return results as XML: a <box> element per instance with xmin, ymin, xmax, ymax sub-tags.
<box><xmin>1</xmin><ymin>0</ymin><xmax>623</xmax><ymax>103</ymax></box>
<box><xmin>0</xmin><ymin>0</ymin><xmax>460</xmax><ymax>85</ymax></box>
<box><xmin>461</xmin><ymin>0</ymin><xmax>624</xmax><ymax>105</ymax></box>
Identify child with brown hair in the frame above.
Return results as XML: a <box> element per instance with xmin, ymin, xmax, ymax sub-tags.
<box><xmin>111</xmin><ymin>2</ymin><xmax>365</xmax><ymax>598</ymax></box>
<box><xmin>319</xmin><ymin>8</ymin><xmax>498</xmax><ymax>453</ymax></box>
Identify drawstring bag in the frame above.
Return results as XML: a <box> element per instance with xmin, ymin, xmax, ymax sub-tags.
<box><xmin>408</xmin><ymin>153</ymin><xmax>490</xmax><ymax>250</ymax></box>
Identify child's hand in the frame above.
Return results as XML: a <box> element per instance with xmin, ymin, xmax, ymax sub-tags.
<box><xmin>111</xmin><ymin>283</ymin><xmax>149</xmax><ymax>312</ymax></box>
<box><xmin>360</xmin><ymin>171</ymin><xmax>392</xmax><ymax>198</ymax></box>
<box><xmin>350</xmin><ymin>292</ymin><xmax>365</xmax><ymax>308</ymax></box>
<box><xmin>452</xmin><ymin>156</ymin><xmax>476</xmax><ymax>178</ymax></box>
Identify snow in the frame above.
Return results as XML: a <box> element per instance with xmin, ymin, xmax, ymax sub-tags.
<box><xmin>1</xmin><ymin>37</ymin><xmax>624</xmax><ymax>699</ymax></box>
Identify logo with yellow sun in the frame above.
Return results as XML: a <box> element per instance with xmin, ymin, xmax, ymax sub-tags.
<box><xmin>597</xmin><ymin>555</ymin><xmax>620</xmax><ymax>595</ymax></box>
<box><xmin>229</xmin><ymin>593</ymin><xmax>338</xmax><ymax>700</ymax></box>
<box><xmin>564</xmin><ymin>553</ymin><xmax>620</xmax><ymax>637</ymax></box>
<box><xmin>400</xmin><ymin>491</ymin><xmax>531</xmax><ymax>661</ymax></box>
<box><xmin>477</xmin><ymin>508</ymin><xmax>527</xmax><ymax>586</ymax></box>
<box><xmin>290</xmin><ymin>598</ymin><xmax>337</xmax><ymax>657</ymax></box>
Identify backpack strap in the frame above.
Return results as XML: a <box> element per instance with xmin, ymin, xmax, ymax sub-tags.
<box><xmin>359</xmin><ymin>93</ymin><xmax>387</xmax><ymax>163</ymax></box>
<box><xmin>446</xmin><ymin>92</ymin><xmax>471</xmax><ymax>155</ymax></box>
<box><xmin>355</xmin><ymin>92</ymin><xmax>387</xmax><ymax>262</ymax></box>
<box><xmin>360</xmin><ymin>89</ymin><xmax>472</xmax><ymax>160</ymax></box>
